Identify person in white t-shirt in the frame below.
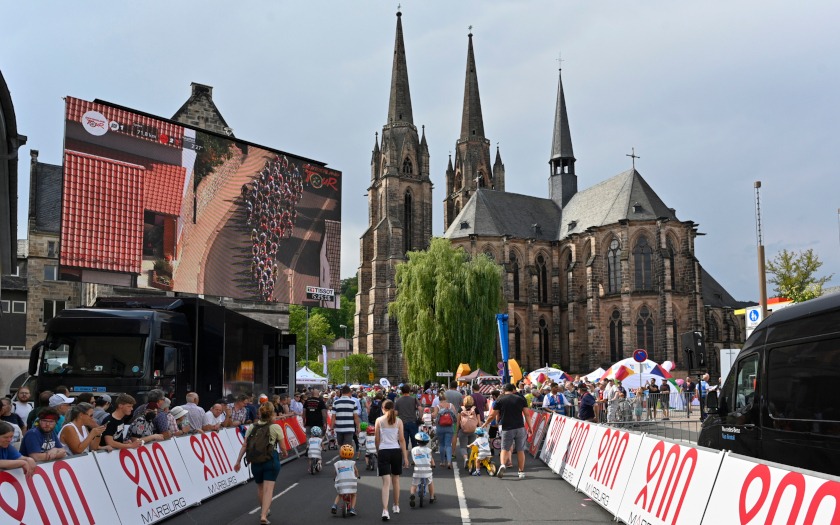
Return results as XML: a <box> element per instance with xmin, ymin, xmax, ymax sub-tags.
<box><xmin>202</xmin><ymin>404</ymin><xmax>226</xmax><ymax>432</ymax></box>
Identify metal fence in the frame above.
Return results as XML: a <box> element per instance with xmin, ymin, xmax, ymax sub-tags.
<box><xmin>604</xmin><ymin>419</ymin><xmax>702</xmax><ymax>443</ymax></box>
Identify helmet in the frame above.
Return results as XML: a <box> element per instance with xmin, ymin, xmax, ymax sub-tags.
<box><xmin>475</xmin><ymin>427</ymin><xmax>486</xmax><ymax>436</ymax></box>
<box><xmin>423</xmin><ymin>407</ymin><xmax>430</xmax><ymax>413</ymax></box>
<box><xmin>360</xmin><ymin>422</ymin><xmax>369</xmax><ymax>431</ymax></box>
<box><xmin>310</xmin><ymin>426</ymin><xmax>322</xmax><ymax>437</ymax></box>
<box><xmin>366</xmin><ymin>425</ymin><xmax>376</xmax><ymax>435</ymax></box>
<box><xmin>414</xmin><ymin>431</ymin><xmax>430</xmax><ymax>443</ymax></box>
<box><xmin>340</xmin><ymin>444</ymin><xmax>355</xmax><ymax>459</ymax></box>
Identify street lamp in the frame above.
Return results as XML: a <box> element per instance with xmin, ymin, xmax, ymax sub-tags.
<box><xmin>340</xmin><ymin>324</ymin><xmax>348</xmax><ymax>385</ymax></box>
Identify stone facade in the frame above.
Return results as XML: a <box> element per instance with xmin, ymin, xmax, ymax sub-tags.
<box><xmin>171</xmin><ymin>83</ymin><xmax>234</xmax><ymax>137</ymax></box>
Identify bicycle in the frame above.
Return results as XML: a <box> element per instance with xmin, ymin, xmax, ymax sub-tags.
<box><xmin>309</xmin><ymin>458</ymin><xmax>322</xmax><ymax>475</ymax></box>
<box><xmin>466</xmin><ymin>443</ymin><xmax>496</xmax><ymax>476</ymax></box>
<box><xmin>339</xmin><ymin>492</ymin><xmax>353</xmax><ymax>518</ymax></box>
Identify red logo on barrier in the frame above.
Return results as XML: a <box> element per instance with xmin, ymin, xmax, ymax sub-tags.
<box><xmin>541</xmin><ymin>416</ymin><xmax>568</xmax><ymax>462</ymax></box>
<box><xmin>190</xmin><ymin>432</ymin><xmax>234</xmax><ymax>480</ymax></box>
<box><xmin>562</xmin><ymin>420</ymin><xmax>590</xmax><ymax>469</ymax></box>
<box><xmin>0</xmin><ymin>460</ymin><xmax>94</xmax><ymax>525</ymax></box>
<box><xmin>120</xmin><ymin>443</ymin><xmax>182</xmax><ymax>506</ymax></box>
<box><xmin>588</xmin><ymin>428</ymin><xmax>630</xmax><ymax>490</ymax></box>
<box><xmin>633</xmin><ymin>440</ymin><xmax>697</xmax><ymax>525</ymax></box>
<box><xmin>738</xmin><ymin>464</ymin><xmax>840</xmax><ymax>524</ymax></box>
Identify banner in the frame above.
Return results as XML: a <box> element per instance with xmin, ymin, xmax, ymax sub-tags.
<box><xmin>577</xmin><ymin>425</ymin><xmax>644</xmax><ymax>516</ymax></box>
<box><xmin>0</xmin><ymin>454</ymin><xmax>120</xmax><ymax>525</ymax></box>
<box><xmin>525</xmin><ymin>409</ymin><xmax>552</xmax><ymax>457</ymax></box>
<box><xmin>223</xmin><ymin>426</ymin><xmax>252</xmax><ymax>480</ymax></box>
<box><xmin>94</xmin><ymin>440</ymin><xmax>202</xmax><ymax>525</ymax></box>
<box><xmin>553</xmin><ymin>417</ymin><xmax>598</xmax><ymax>486</ymax></box>
<box><xmin>174</xmin><ymin>431</ymin><xmax>248</xmax><ymax>500</ymax></box>
<box><xmin>702</xmin><ymin>452</ymin><xmax>840</xmax><ymax>525</ymax></box>
<box><xmin>617</xmin><ymin>436</ymin><xmax>724</xmax><ymax>525</ymax></box>
<box><xmin>539</xmin><ymin>413</ymin><xmax>569</xmax><ymax>467</ymax></box>
<box><xmin>323</xmin><ymin>345</ymin><xmax>328</xmax><ymax>376</ymax></box>
<box><xmin>275</xmin><ymin>416</ymin><xmax>307</xmax><ymax>451</ymax></box>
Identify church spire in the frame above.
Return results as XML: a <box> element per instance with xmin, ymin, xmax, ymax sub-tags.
<box><xmin>550</xmin><ymin>68</ymin><xmax>574</xmax><ymax>165</ymax></box>
<box><xmin>459</xmin><ymin>30</ymin><xmax>485</xmax><ymax>140</ymax></box>
<box><xmin>387</xmin><ymin>9</ymin><xmax>413</xmax><ymax>125</ymax></box>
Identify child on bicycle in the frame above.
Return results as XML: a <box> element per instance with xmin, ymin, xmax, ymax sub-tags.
<box><xmin>364</xmin><ymin>424</ymin><xmax>377</xmax><ymax>470</ymax></box>
<box><xmin>357</xmin><ymin>422</ymin><xmax>368</xmax><ymax>460</ymax></box>
<box><xmin>468</xmin><ymin>427</ymin><xmax>494</xmax><ymax>476</ymax></box>
<box><xmin>332</xmin><ymin>445</ymin><xmax>359</xmax><ymax>516</ymax></box>
<box><xmin>409</xmin><ymin>431</ymin><xmax>436</xmax><ymax>507</ymax></box>
<box><xmin>307</xmin><ymin>426</ymin><xmax>324</xmax><ymax>474</ymax></box>
<box><xmin>421</xmin><ymin>407</ymin><xmax>433</xmax><ymax>432</ymax></box>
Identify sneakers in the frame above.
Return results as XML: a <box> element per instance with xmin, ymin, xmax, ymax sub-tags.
<box><xmin>429</xmin><ymin>497</ymin><xmax>436</xmax><ymax>504</ymax></box>
<box><xmin>497</xmin><ymin>465</ymin><xmax>506</xmax><ymax>479</ymax></box>
<box><xmin>471</xmin><ymin>470</ymin><xmax>480</xmax><ymax>476</ymax></box>
<box><xmin>349</xmin><ymin>508</ymin><xmax>357</xmax><ymax>516</ymax></box>
<box><xmin>392</xmin><ymin>505</ymin><xmax>400</xmax><ymax>514</ymax></box>
<box><xmin>518</xmin><ymin>471</ymin><xmax>525</xmax><ymax>479</ymax></box>
<box><xmin>382</xmin><ymin>509</ymin><xmax>390</xmax><ymax>521</ymax></box>
<box><xmin>331</xmin><ymin>505</ymin><xmax>337</xmax><ymax>515</ymax></box>
<box><xmin>409</xmin><ymin>494</ymin><xmax>416</xmax><ymax>508</ymax></box>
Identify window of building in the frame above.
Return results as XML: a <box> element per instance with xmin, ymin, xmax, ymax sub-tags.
<box><xmin>610</xmin><ymin>309</ymin><xmax>624</xmax><ymax>362</ymax></box>
<box><xmin>477</xmin><ymin>171</ymin><xmax>485</xmax><ymax>188</ymax></box>
<box><xmin>44</xmin><ymin>264</ymin><xmax>58</xmax><ymax>281</ymax></box>
<box><xmin>403</xmin><ymin>191</ymin><xmax>413</xmax><ymax>254</ymax></box>
<box><xmin>672</xmin><ymin>319</ymin><xmax>679</xmax><ymax>363</ymax></box>
<box><xmin>633</xmin><ymin>236</ymin><xmax>653</xmax><ymax>290</ymax></box>
<box><xmin>607</xmin><ymin>239</ymin><xmax>621</xmax><ymax>294</ymax></box>
<box><xmin>455</xmin><ymin>172</ymin><xmax>463</xmax><ymax>191</ymax></box>
<box><xmin>514</xmin><ymin>318</ymin><xmax>522</xmax><ymax>363</ymax></box>
<box><xmin>44</xmin><ymin>300</ymin><xmax>66</xmax><ymax>324</ymax></box>
<box><xmin>48</xmin><ymin>241</ymin><xmax>58</xmax><ymax>258</ymax></box>
<box><xmin>10</xmin><ymin>346</ymin><xmax>25</xmax><ymax>352</ymax></box>
<box><xmin>12</xmin><ymin>301</ymin><xmax>26</xmax><ymax>314</ymax></box>
<box><xmin>667</xmin><ymin>238</ymin><xmax>676</xmax><ymax>290</ymax></box>
<box><xmin>537</xmin><ymin>254</ymin><xmax>548</xmax><ymax>303</ymax></box>
<box><xmin>0</xmin><ymin>300</ymin><xmax>8</xmax><ymax>313</ymax></box>
<box><xmin>402</xmin><ymin>157</ymin><xmax>413</xmax><ymax>176</ymax></box>
<box><xmin>511</xmin><ymin>253</ymin><xmax>520</xmax><ymax>301</ymax></box>
<box><xmin>636</xmin><ymin>306</ymin><xmax>654</xmax><ymax>360</ymax></box>
<box><xmin>708</xmin><ymin>316</ymin><xmax>720</xmax><ymax>342</ymax></box>
<box><xmin>539</xmin><ymin>318</ymin><xmax>550</xmax><ymax>366</ymax></box>
<box><xmin>0</xmin><ymin>346</ymin><xmax>8</xmax><ymax>352</ymax></box>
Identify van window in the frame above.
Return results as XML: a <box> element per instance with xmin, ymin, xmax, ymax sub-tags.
<box><xmin>734</xmin><ymin>354</ymin><xmax>759</xmax><ymax>416</ymax></box>
<box><xmin>768</xmin><ymin>338</ymin><xmax>840</xmax><ymax>424</ymax></box>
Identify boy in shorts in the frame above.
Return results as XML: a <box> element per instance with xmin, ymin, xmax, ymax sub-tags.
<box><xmin>409</xmin><ymin>431</ymin><xmax>436</xmax><ymax>506</ymax></box>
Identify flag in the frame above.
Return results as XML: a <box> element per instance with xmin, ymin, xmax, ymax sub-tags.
<box><xmin>322</xmin><ymin>345</ymin><xmax>328</xmax><ymax>375</ymax></box>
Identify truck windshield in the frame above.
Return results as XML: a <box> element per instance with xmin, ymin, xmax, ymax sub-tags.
<box><xmin>41</xmin><ymin>336</ymin><xmax>147</xmax><ymax>377</ymax></box>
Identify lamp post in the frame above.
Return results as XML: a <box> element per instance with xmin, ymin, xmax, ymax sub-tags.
<box><xmin>340</xmin><ymin>324</ymin><xmax>348</xmax><ymax>385</ymax></box>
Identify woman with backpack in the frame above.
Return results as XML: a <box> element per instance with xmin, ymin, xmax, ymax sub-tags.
<box><xmin>457</xmin><ymin>395</ymin><xmax>479</xmax><ymax>470</ymax></box>
<box><xmin>433</xmin><ymin>391</ymin><xmax>456</xmax><ymax>469</ymax></box>
<box><xmin>234</xmin><ymin>402</ymin><xmax>289</xmax><ymax>525</ymax></box>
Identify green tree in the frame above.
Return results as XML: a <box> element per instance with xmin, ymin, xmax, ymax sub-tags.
<box><xmin>327</xmin><ymin>353</ymin><xmax>376</xmax><ymax>385</ymax></box>
<box><xmin>289</xmin><ymin>305</ymin><xmax>336</xmax><ymax>361</ymax></box>
<box><xmin>389</xmin><ymin>238</ymin><xmax>503</xmax><ymax>384</ymax></box>
<box><xmin>766</xmin><ymin>248</ymin><xmax>834</xmax><ymax>303</ymax></box>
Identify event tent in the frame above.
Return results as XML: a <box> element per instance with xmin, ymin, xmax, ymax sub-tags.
<box><xmin>296</xmin><ymin>366</ymin><xmax>327</xmax><ymax>386</ymax></box>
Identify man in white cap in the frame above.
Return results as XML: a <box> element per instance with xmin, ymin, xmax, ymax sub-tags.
<box><xmin>48</xmin><ymin>393</ymin><xmax>74</xmax><ymax>433</ymax></box>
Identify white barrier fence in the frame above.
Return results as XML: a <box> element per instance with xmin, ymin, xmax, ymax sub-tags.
<box><xmin>536</xmin><ymin>413</ymin><xmax>840</xmax><ymax>525</ymax></box>
<box><xmin>0</xmin><ymin>426</ymin><xmax>302</xmax><ymax>525</ymax></box>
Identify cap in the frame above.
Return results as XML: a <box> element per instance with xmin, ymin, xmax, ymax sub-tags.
<box><xmin>49</xmin><ymin>393</ymin><xmax>74</xmax><ymax>407</ymax></box>
<box><xmin>170</xmin><ymin>406</ymin><xmax>188</xmax><ymax>420</ymax></box>
<box><xmin>99</xmin><ymin>394</ymin><xmax>112</xmax><ymax>403</ymax></box>
<box><xmin>259</xmin><ymin>394</ymin><xmax>269</xmax><ymax>403</ymax></box>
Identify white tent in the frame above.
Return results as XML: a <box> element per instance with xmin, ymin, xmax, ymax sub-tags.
<box><xmin>296</xmin><ymin>366</ymin><xmax>327</xmax><ymax>386</ymax></box>
<box><xmin>584</xmin><ymin>367</ymin><xmax>606</xmax><ymax>382</ymax></box>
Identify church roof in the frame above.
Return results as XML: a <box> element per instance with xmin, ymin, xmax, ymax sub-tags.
<box><xmin>460</xmin><ymin>32</ymin><xmax>485</xmax><ymax>140</ymax></box>
<box><xmin>558</xmin><ymin>168</ymin><xmax>677</xmax><ymax>239</ymax></box>
<box><xmin>387</xmin><ymin>10</ymin><xmax>413</xmax><ymax>125</ymax></box>
<box><xmin>444</xmin><ymin>189</ymin><xmax>560</xmax><ymax>241</ymax></box>
<box><xmin>550</xmin><ymin>69</ymin><xmax>574</xmax><ymax>162</ymax></box>
<box><xmin>701</xmin><ymin>267</ymin><xmax>756</xmax><ymax>309</ymax></box>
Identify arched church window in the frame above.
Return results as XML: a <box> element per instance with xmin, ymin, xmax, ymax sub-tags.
<box><xmin>607</xmin><ymin>238</ymin><xmax>621</xmax><ymax>294</ymax></box>
<box><xmin>708</xmin><ymin>316</ymin><xmax>720</xmax><ymax>342</ymax></box>
<box><xmin>483</xmin><ymin>249</ymin><xmax>494</xmax><ymax>261</ymax></box>
<box><xmin>402</xmin><ymin>157</ymin><xmax>413</xmax><ymax>176</ymax></box>
<box><xmin>667</xmin><ymin>238</ymin><xmax>676</xmax><ymax>290</ymax></box>
<box><xmin>477</xmin><ymin>171</ymin><xmax>485</xmax><ymax>188</ymax></box>
<box><xmin>455</xmin><ymin>172</ymin><xmax>463</xmax><ymax>191</ymax></box>
<box><xmin>539</xmin><ymin>318</ymin><xmax>550</xmax><ymax>367</ymax></box>
<box><xmin>633</xmin><ymin>236</ymin><xmax>653</xmax><ymax>290</ymax></box>
<box><xmin>403</xmin><ymin>190</ymin><xmax>413</xmax><ymax>254</ymax></box>
<box><xmin>610</xmin><ymin>309</ymin><xmax>624</xmax><ymax>362</ymax></box>
<box><xmin>510</xmin><ymin>253</ymin><xmax>520</xmax><ymax>301</ymax></box>
<box><xmin>514</xmin><ymin>317</ymin><xmax>522</xmax><ymax>363</ymax></box>
<box><xmin>636</xmin><ymin>306</ymin><xmax>654</xmax><ymax>360</ymax></box>
<box><xmin>537</xmin><ymin>254</ymin><xmax>548</xmax><ymax>303</ymax></box>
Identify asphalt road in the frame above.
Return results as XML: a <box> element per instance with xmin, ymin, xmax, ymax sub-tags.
<box><xmin>165</xmin><ymin>448</ymin><xmax>614</xmax><ymax>525</ymax></box>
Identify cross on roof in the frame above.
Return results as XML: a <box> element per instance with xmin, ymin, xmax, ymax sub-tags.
<box><xmin>557</xmin><ymin>51</ymin><xmax>564</xmax><ymax>70</ymax></box>
<box><xmin>626</xmin><ymin>147</ymin><xmax>640</xmax><ymax>169</ymax></box>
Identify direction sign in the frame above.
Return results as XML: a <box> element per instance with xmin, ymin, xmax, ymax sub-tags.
<box><xmin>306</xmin><ymin>286</ymin><xmax>335</xmax><ymax>301</ymax></box>
<box><xmin>436</xmin><ymin>372</ymin><xmax>453</xmax><ymax>377</ymax></box>
<box><xmin>633</xmin><ymin>348</ymin><xmax>648</xmax><ymax>363</ymax></box>
<box><xmin>343</xmin><ymin>366</ymin><xmax>351</xmax><ymax>371</ymax></box>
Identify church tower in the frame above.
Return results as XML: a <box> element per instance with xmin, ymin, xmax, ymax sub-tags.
<box><xmin>444</xmin><ymin>31</ymin><xmax>502</xmax><ymax>231</ymax></box>
<box><xmin>355</xmin><ymin>10</ymin><xmax>432</xmax><ymax>380</ymax></box>
<box><xmin>548</xmin><ymin>68</ymin><xmax>576</xmax><ymax>208</ymax></box>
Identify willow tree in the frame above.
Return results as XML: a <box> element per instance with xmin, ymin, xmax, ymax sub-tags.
<box><xmin>389</xmin><ymin>238</ymin><xmax>503</xmax><ymax>384</ymax></box>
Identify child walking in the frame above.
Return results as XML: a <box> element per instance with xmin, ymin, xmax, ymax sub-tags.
<box><xmin>409</xmin><ymin>431</ymin><xmax>435</xmax><ymax>506</ymax></box>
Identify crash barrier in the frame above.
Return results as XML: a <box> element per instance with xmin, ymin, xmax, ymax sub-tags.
<box><xmin>535</xmin><ymin>412</ymin><xmax>840</xmax><ymax>525</ymax></box>
<box><xmin>0</xmin><ymin>416</ymin><xmax>309</xmax><ymax>525</ymax></box>
<box><xmin>606</xmin><ymin>419</ymin><xmax>701</xmax><ymax>443</ymax></box>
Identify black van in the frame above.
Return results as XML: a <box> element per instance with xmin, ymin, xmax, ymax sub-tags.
<box><xmin>698</xmin><ymin>291</ymin><xmax>840</xmax><ymax>476</ymax></box>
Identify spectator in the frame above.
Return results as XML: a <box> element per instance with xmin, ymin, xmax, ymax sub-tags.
<box><xmin>13</xmin><ymin>387</ymin><xmax>34</xmax><ymax>423</ymax></box>
<box><xmin>169</xmin><ymin>406</ymin><xmax>194</xmax><ymax>436</ymax></box>
<box><xmin>182</xmin><ymin>392</ymin><xmax>205</xmax><ymax>432</ymax></box>
<box><xmin>303</xmin><ymin>389</ymin><xmax>328</xmax><ymax>435</ymax></box>
<box><xmin>646</xmin><ymin>379</ymin><xmax>660</xmax><ymax>420</ymax></box>
<box><xmin>275</xmin><ymin>393</ymin><xmax>294</xmax><ymax>418</ymax></box>
<box><xmin>92</xmin><ymin>395</ymin><xmax>112</xmax><ymax>425</ymax></box>
<box><xmin>472</xmin><ymin>390</ymin><xmax>487</xmax><ymax>423</ymax></box>
<box><xmin>445</xmin><ymin>381</ymin><xmax>463</xmax><ymax>413</ymax></box>
<box><xmin>102</xmin><ymin>394</ymin><xmax>142</xmax><ymax>450</ymax></box>
<box><xmin>1</xmin><ymin>397</ymin><xmax>26</xmax><ymax>437</ymax></box>
<box><xmin>684</xmin><ymin>377</ymin><xmax>696</xmax><ymax>416</ymax></box>
<box><xmin>334</xmin><ymin>386</ymin><xmax>360</xmax><ymax>452</ymax></box>
<box><xmin>20</xmin><ymin>407</ymin><xmax>66</xmax><ymax>462</ymax></box>
<box><xmin>699</xmin><ymin>373</ymin><xmax>710</xmax><ymax>421</ymax></box>
<box><xmin>660</xmin><ymin>379</ymin><xmax>671</xmax><ymax>420</ymax></box>
<box><xmin>129</xmin><ymin>402</ymin><xmax>168</xmax><ymax>444</ymax></box>
<box><xmin>132</xmin><ymin>389</ymin><xmax>171</xmax><ymax>439</ymax></box>
<box><xmin>225</xmin><ymin>395</ymin><xmax>249</xmax><ymax>427</ymax></box>
<box><xmin>394</xmin><ymin>384</ymin><xmax>419</xmax><ymax>457</ymax></box>
<box><xmin>203</xmin><ymin>404</ymin><xmax>226</xmax><ymax>432</ymax></box>
<box><xmin>48</xmin><ymin>393</ymin><xmax>74</xmax><ymax>433</ymax></box>
<box><xmin>0</xmin><ymin>421</ymin><xmax>36</xmax><ymax>477</ymax></box>
<box><xmin>457</xmin><ymin>395</ymin><xmax>479</xmax><ymax>470</ymax></box>
<box><xmin>374</xmin><ymin>399</ymin><xmax>410</xmax><ymax>521</ymax></box>
<box><xmin>577</xmin><ymin>385</ymin><xmax>596</xmax><ymax>422</ymax></box>
<box><xmin>542</xmin><ymin>383</ymin><xmax>569</xmax><ymax>415</ymax></box>
<box><xmin>290</xmin><ymin>392</ymin><xmax>304</xmax><ymax>415</ymax></box>
<box><xmin>161</xmin><ymin>397</ymin><xmax>179</xmax><ymax>435</ymax></box>
<box><xmin>433</xmin><ymin>391</ymin><xmax>456</xmax><ymax>469</ymax></box>
<box><xmin>76</xmin><ymin>392</ymin><xmax>95</xmax><ymax>405</ymax></box>
<box><xmin>484</xmin><ymin>383</ymin><xmax>528</xmax><ymax>479</ymax></box>
<box><xmin>59</xmin><ymin>403</ymin><xmax>106</xmax><ymax>455</ymax></box>
<box><xmin>244</xmin><ymin>394</ymin><xmax>258</xmax><ymax>424</ymax></box>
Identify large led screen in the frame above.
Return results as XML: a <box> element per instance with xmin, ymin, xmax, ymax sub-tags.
<box><xmin>60</xmin><ymin>97</ymin><xmax>341</xmax><ymax>307</ymax></box>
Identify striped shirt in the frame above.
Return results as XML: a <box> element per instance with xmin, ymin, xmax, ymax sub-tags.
<box><xmin>411</xmin><ymin>446</ymin><xmax>434</xmax><ymax>479</ymax></box>
<box><xmin>334</xmin><ymin>459</ymin><xmax>357</xmax><ymax>494</ymax></box>
<box><xmin>333</xmin><ymin>396</ymin><xmax>357</xmax><ymax>434</ymax></box>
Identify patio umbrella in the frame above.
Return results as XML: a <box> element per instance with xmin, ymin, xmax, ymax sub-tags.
<box><xmin>600</xmin><ymin>364</ymin><xmax>636</xmax><ymax>382</ymax></box>
<box><xmin>528</xmin><ymin>367</ymin><xmax>573</xmax><ymax>384</ymax></box>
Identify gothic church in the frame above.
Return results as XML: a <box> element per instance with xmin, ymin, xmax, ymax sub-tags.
<box><xmin>355</xmin><ymin>11</ymin><xmax>749</xmax><ymax>381</ymax></box>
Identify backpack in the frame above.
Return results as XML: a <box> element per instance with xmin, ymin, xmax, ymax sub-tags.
<box><xmin>459</xmin><ymin>408</ymin><xmax>478</xmax><ymax>433</ymax></box>
<box><xmin>246</xmin><ymin>423</ymin><xmax>275</xmax><ymax>464</ymax></box>
<box><xmin>368</xmin><ymin>399</ymin><xmax>383</xmax><ymax>424</ymax></box>
<box><xmin>437</xmin><ymin>406</ymin><xmax>454</xmax><ymax>427</ymax></box>
<box><xmin>129</xmin><ymin>412</ymin><xmax>155</xmax><ymax>438</ymax></box>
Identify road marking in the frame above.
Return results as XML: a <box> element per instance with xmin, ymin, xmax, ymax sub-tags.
<box><xmin>248</xmin><ymin>482</ymin><xmax>299</xmax><ymax>514</ymax></box>
<box><xmin>452</xmin><ymin>463</ymin><xmax>471</xmax><ymax>524</ymax></box>
<box><xmin>326</xmin><ymin>456</ymin><xmax>338</xmax><ymax>464</ymax></box>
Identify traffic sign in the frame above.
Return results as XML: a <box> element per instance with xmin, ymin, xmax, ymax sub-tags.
<box><xmin>368</xmin><ymin>371</ymin><xmax>374</xmax><ymax>382</ymax></box>
<box><xmin>633</xmin><ymin>349</ymin><xmax>648</xmax><ymax>363</ymax></box>
<box><xmin>436</xmin><ymin>372</ymin><xmax>453</xmax><ymax>377</ymax></box>
<box><xmin>306</xmin><ymin>286</ymin><xmax>335</xmax><ymax>301</ymax></box>
<box><xmin>343</xmin><ymin>366</ymin><xmax>351</xmax><ymax>371</ymax></box>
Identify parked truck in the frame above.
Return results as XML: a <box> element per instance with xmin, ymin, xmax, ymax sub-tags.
<box><xmin>25</xmin><ymin>296</ymin><xmax>296</xmax><ymax>408</ymax></box>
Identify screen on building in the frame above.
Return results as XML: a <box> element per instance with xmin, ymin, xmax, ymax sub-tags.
<box><xmin>59</xmin><ymin>97</ymin><xmax>342</xmax><ymax>307</ymax></box>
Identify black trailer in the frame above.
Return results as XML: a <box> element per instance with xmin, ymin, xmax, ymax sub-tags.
<box><xmin>26</xmin><ymin>296</ymin><xmax>295</xmax><ymax>408</ymax></box>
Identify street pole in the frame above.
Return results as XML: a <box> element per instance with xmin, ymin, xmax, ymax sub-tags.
<box><xmin>340</xmin><ymin>324</ymin><xmax>348</xmax><ymax>385</ymax></box>
<box><xmin>305</xmin><ymin>306</ymin><xmax>310</xmax><ymax>365</ymax></box>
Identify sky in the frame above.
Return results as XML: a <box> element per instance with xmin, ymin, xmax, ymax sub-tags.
<box><xmin>3</xmin><ymin>1</ymin><xmax>839</xmax><ymax>302</ymax></box>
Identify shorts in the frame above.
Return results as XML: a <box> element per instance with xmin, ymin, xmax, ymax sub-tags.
<box><xmin>251</xmin><ymin>451</ymin><xmax>281</xmax><ymax>484</ymax></box>
<box><xmin>500</xmin><ymin>427</ymin><xmax>526</xmax><ymax>452</ymax></box>
<box><xmin>378</xmin><ymin>448</ymin><xmax>403</xmax><ymax>476</ymax></box>
<box><xmin>337</xmin><ymin>432</ymin><xmax>354</xmax><ymax>447</ymax></box>
<box><xmin>411</xmin><ymin>475</ymin><xmax>433</xmax><ymax>486</ymax></box>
